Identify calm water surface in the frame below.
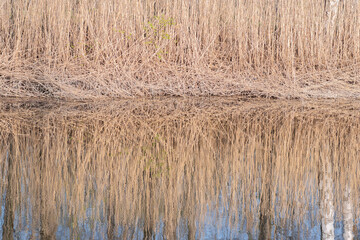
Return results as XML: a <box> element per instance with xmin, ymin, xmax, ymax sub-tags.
<box><xmin>0</xmin><ymin>98</ymin><xmax>359</xmax><ymax>239</ymax></box>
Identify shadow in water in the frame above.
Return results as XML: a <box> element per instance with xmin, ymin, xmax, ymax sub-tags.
<box><xmin>3</xmin><ymin>136</ymin><xmax>15</xmax><ymax>239</ymax></box>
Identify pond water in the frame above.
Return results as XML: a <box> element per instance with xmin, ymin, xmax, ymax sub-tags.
<box><xmin>0</xmin><ymin>98</ymin><xmax>359</xmax><ymax>240</ymax></box>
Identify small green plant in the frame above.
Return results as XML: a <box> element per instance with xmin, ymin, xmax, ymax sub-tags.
<box><xmin>143</xmin><ymin>15</ymin><xmax>175</xmax><ymax>60</ymax></box>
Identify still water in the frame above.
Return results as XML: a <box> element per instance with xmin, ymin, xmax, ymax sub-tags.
<box><xmin>0</xmin><ymin>98</ymin><xmax>359</xmax><ymax>239</ymax></box>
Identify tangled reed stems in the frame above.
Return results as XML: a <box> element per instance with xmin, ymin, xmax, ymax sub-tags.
<box><xmin>1</xmin><ymin>0</ymin><xmax>360</xmax><ymax>98</ymax></box>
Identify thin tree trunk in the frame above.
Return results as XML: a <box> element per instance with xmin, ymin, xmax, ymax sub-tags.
<box><xmin>320</xmin><ymin>150</ymin><xmax>335</xmax><ymax>240</ymax></box>
<box><xmin>107</xmin><ymin>204</ymin><xmax>115</xmax><ymax>239</ymax></box>
<box><xmin>2</xmin><ymin>136</ymin><xmax>15</xmax><ymax>240</ymax></box>
<box><xmin>144</xmin><ymin>170</ymin><xmax>154</xmax><ymax>240</ymax></box>
<box><xmin>107</xmin><ymin>172</ymin><xmax>115</xmax><ymax>240</ymax></box>
<box><xmin>259</xmin><ymin>129</ymin><xmax>274</xmax><ymax>240</ymax></box>
<box><xmin>39</xmin><ymin>138</ymin><xmax>57</xmax><ymax>239</ymax></box>
<box><xmin>342</xmin><ymin>184</ymin><xmax>354</xmax><ymax>240</ymax></box>
<box><xmin>259</xmin><ymin>181</ymin><xmax>271</xmax><ymax>240</ymax></box>
<box><xmin>186</xmin><ymin>189</ymin><xmax>196</xmax><ymax>240</ymax></box>
<box><xmin>329</xmin><ymin>0</ymin><xmax>340</xmax><ymax>25</ymax></box>
<box><xmin>326</xmin><ymin>0</ymin><xmax>340</xmax><ymax>36</ymax></box>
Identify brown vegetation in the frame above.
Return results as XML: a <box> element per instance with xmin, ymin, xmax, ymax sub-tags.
<box><xmin>0</xmin><ymin>98</ymin><xmax>359</xmax><ymax>238</ymax></box>
<box><xmin>1</xmin><ymin>0</ymin><xmax>360</xmax><ymax>99</ymax></box>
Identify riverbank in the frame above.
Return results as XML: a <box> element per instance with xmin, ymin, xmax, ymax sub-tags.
<box><xmin>1</xmin><ymin>64</ymin><xmax>360</xmax><ymax>100</ymax></box>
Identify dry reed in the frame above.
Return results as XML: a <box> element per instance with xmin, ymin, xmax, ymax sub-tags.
<box><xmin>0</xmin><ymin>0</ymin><xmax>360</xmax><ymax>99</ymax></box>
<box><xmin>0</xmin><ymin>98</ymin><xmax>359</xmax><ymax>238</ymax></box>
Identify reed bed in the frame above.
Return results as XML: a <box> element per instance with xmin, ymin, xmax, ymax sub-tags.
<box><xmin>1</xmin><ymin>0</ymin><xmax>360</xmax><ymax>99</ymax></box>
<box><xmin>0</xmin><ymin>98</ymin><xmax>359</xmax><ymax>238</ymax></box>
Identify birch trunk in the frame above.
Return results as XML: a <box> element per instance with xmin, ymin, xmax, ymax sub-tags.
<box><xmin>343</xmin><ymin>184</ymin><xmax>354</xmax><ymax>240</ymax></box>
<box><xmin>320</xmin><ymin>153</ymin><xmax>335</xmax><ymax>240</ymax></box>
<box><xmin>326</xmin><ymin>0</ymin><xmax>340</xmax><ymax>36</ymax></box>
<box><xmin>329</xmin><ymin>0</ymin><xmax>340</xmax><ymax>26</ymax></box>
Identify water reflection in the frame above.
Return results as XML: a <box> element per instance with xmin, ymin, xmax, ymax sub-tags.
<box><xmin>0</xmin><ymin>98</ymin><xmax>359</xmax><ymax>239</ymax></box>
<box><xmin>3</xmin><ymin>135</ymin><xmax>14</xmax><ymax>240</ymax></box>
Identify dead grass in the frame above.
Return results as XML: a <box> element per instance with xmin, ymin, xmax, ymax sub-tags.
<box><xmin>1</xmin><ymin>0</ymin><xmax>360</xmax><ymax>99</ymax></box>
<box><xmin>0</xmin><ymin>98</ymin><xmax>359</xmax><ymax>238</ymax></box>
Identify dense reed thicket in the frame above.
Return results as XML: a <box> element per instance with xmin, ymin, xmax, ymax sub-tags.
<box><xmin>0</xmin><ymin>99</ymin><xmax>359</xmax><ymax>238</ymax></box>
<box><xmin>0</xmin><ymin>0</ymin><xmax>360</xmax><ymax>98</ymax></box>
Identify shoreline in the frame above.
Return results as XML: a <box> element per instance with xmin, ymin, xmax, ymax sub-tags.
<box><xmin>1</xmin><ymin>95</ymin><xmax>359</xmax><ymax>114</ymax></box>
<box><xmin>1</xmin><ymin>65</ymin><xmax>360</xmax><ymax>100</ymax></box>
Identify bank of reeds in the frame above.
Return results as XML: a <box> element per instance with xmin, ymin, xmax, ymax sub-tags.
<box><xmin>1</xmin><ymin>0</ymin><xmax>360</xmax><ymax>98</ymax></box>
<box><xmin>0</xmin><ymin>99</ymin><xmax>359</xmax><ymax>238</ymax></box>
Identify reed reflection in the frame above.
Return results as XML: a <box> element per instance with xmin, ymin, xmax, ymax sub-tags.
<box><xmin>0</xmin><ymin>99</ymin><xmax>359</xmax><ymax>239</ymax></box>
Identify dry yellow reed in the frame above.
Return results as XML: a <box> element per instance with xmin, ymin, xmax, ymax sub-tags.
<box><xmin>0</xmin><ymin>0</ymin><xmax>360</xmax><ymax>98</ymax></box>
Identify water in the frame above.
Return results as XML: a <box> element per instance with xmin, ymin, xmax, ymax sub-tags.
<box><xmin>0</xmin><ymin>98</ymin><xmax>359</xmax><ymax>239</ymax></box>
